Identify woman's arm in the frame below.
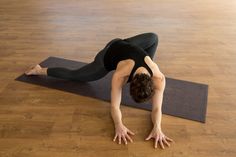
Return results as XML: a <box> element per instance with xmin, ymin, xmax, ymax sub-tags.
<box><xmin>110</xmin><ymin>71</ymin><xmax>135</xmax><ymax>145</ymax></box>
<box><xmin>145</xmin><ymin>72</ymin><xmax>173</xmax><ymax>149</ymax></box>
<box><xmin>110</xmin><ymin>72</ymin><xmax>123</xmax><ymax>126</ymax></box>
<box><xmin>151</xmin><ymin>73</ymin><xmax>165</xmax><ymax>128</ymax></box>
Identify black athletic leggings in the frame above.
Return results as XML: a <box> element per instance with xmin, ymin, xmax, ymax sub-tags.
<box><xmin>47</xmin><ymin>32</ymin><xmax>158</xmax><ymax>82</ymax></box>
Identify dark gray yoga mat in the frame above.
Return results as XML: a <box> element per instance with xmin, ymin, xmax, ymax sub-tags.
<box><xmin>16</xmin><ymin>56</ymin><xmax>208</xmax><ymax>123</ymax></box>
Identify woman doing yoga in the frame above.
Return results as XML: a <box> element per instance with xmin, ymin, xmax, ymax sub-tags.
<box><xmin>25</xmin><ymin>32</ymin><xmax>173</xmax><ymax>149</ymax></box>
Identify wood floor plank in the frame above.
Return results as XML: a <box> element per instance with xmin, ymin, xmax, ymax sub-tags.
<box><xmin>0</xmin><ymin>0</ymin><xmax>236</xmax><ymax>156</ymax></box>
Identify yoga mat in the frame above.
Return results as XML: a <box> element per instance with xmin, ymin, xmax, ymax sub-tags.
<box><xmin>16</xmin><ymin>56</ymin><xmax>208</xmax><ymax>123</ymax></box>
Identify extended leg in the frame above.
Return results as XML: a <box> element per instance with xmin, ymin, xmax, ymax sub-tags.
<box><xmin>47</xmin><ymin>59</ymin><xmax>109</xmax><ymax>82</ymax></box>
<box><xmin>26</xmin><ymin>48</ymin><xmax>109</xmax><ymax>82</ymax></box>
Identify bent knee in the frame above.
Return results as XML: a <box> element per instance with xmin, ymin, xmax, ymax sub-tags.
<box><xmin>147</xmin><ymin>32</ymin><xmax>158</xmax><ymax>44</ymax></box>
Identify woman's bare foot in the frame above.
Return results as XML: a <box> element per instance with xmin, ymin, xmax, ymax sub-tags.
<box><xmin>25</xmin><ymin>64</ymin><xmax>43</xmax><ymax>75</ymax></box>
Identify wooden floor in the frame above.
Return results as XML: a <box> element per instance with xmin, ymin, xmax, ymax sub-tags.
<box><xmin>0</xmin><ymin>0</ymin><xmax>236</xmax><ymax>156</ymax></box>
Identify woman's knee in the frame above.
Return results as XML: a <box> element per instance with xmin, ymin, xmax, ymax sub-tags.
<box><xmin>147</xmin><ymin>32</ymin><xmax>158</xmax><ymax>45</ymax></box>
<box><xmin>94</xmin><ymin>49</ymin><xmax>106</xmax><ymax>62</ymax></box>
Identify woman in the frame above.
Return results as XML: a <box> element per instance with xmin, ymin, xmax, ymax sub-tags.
<box><xmin>25</xmin><ymin>32</ymin><xmax>173</xmax><ymax>149</ymax></box>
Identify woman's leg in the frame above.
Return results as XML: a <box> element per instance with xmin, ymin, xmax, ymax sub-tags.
<box><xmin>47</xmin><ymin>49</ymin><xmax>109</xmax><ymax>82</ymax></box>
<box><xmin>123</xmin><ymin>32</ymin><xmax>158</xmax><ymax>59</ymax></box>
<box><xmin>25</xmin><ymin>38</ymin><xmax>122</xmax><ymax>82</ymax></box>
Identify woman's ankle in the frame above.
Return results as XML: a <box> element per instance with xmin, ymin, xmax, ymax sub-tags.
<box><xmin>38</xmin><ymin>68</ymin><xmax>48</xmax><ymax>75</ymax></box>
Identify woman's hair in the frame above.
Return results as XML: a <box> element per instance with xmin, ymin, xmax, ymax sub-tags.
<box><xmin>130</xmin><ymin>73</ymin><xmax>155</xmax><ymax>103</ymax></box>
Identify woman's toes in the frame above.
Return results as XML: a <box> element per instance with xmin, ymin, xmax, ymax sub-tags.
<box><xmin>25</xmin><ymin>71</ymin><xmax>30</xmax><ymax>75</ymax></box>
<box><xmin>25</xmin><ymin>70</ymin><xmax>33</xmax><ymax>75</ymax></box>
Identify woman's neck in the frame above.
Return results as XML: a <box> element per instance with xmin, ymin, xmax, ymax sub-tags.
<box><xmin>133</xmin><ymin>66</ymin><xmax>150</xmax><ymax>76</ymax></box>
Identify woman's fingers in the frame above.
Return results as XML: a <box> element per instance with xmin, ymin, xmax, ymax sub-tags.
<box><xmin>118</xmin><ymin>135</ymin><xmax>122</xmax><ymax>144</ymax></box>
<box><xmin>125</xmin><ymin>134</ymin><xmax>133</xmax><ymax>143</ymax></box>
<box><xmin>159</xmin><ymin>138</ymin><xmax>165</xmax><ymax>149</ymax></box>
<box><xmin>114</xmin><ymin>133</ymin><xmax>134</xmax><ymax>145</ymax></box>
<box><xmin>165</xmin><ymin>136</ymin><xmax>174</xmax><ymax>142</ymax></box>
<box><xmin>122</xmin><ymin>135</ymin><xmax>128</xmax><ymax>145</ymax></box>
<box><xmin>127</xmin><ymin>129</ymin><xmax>135</xmax><ymax>135</ymax></box>
<box><xmin>163</xmin><ymin>138</ymin><xmax>170</xmax><ymax>147</ymax></box>
<box><xmin>113</xmin><ymin>134</ymin><xmax>118</xmax><ymax>142</ymax></box>
<box><xmin>114</xmin><ymin>126</ymin><xmax>136</xmax><ymax>145</ymax></box>
<box><xmin>145</xmin><ymin>134</ymin><xmax>152</xmax><ymax>141</ymax></box>
<box><xmin>154</xmin><ymin>137</ymin><xmax>159</xmax><ymax>148</ymax></box>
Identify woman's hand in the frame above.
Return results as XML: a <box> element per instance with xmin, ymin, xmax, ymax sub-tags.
<box><xmin>145</xmin><ymin>126</ymin><xmax>173</xmax><ymax>149</ymax></box>
<box><xmin>113</xmin><ymin>124</ymin><xmax>135</xmax><ymax>145</ymax></box>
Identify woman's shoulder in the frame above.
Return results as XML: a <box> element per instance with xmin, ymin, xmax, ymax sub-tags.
<box><xmin>111</xmin><ymin>60</ymin><xmax>133</xmax><ymax>86</ymax></box>
<box><xmin>115</xmin><ymin>59</ymin><xmax>134</xmax><ymax>76</ymax></box>
<box><xmin>144</xmin><ymin>57</ymin><xmax>164</xmax><ymax>79</ymax></box>
<box><xmin>151</xmin><ymin>63</ymin><xmax>165</xmax><ymax>80</ymax></box>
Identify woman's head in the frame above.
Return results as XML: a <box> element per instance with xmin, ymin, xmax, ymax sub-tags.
<box><xmin>130</xmin><ymin>73</ymin><xmax>155</xmax><ymax>103</ymax></box>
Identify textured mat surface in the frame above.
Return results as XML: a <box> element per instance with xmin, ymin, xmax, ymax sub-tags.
<box><xmin>16</xmin><ymin>56</ymin><xmax>208</xmax><ymax>122</ymax></box>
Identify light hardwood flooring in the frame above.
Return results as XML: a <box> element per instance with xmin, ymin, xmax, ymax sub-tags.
<box><xmin>0</xmin><ymin>0</ymin><xmax>235</xmax><ymax>156</ymax></box>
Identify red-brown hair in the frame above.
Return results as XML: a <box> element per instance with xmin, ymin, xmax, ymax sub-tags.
<box><xmin>130</xmin><ymin>73</ymin><xmax>155</xmax><ymax>103</ymax></box>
